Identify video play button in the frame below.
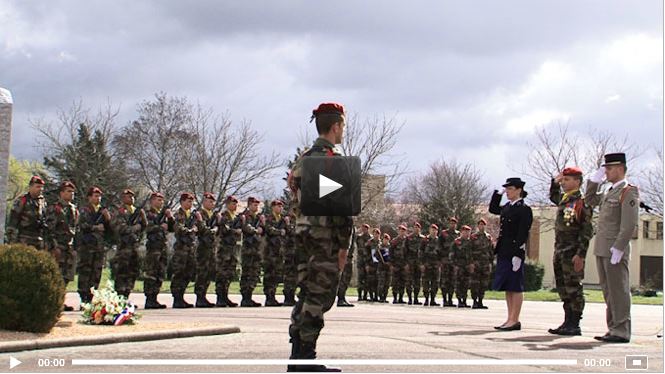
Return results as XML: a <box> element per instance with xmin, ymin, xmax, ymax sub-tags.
<box><xmin>9</xmin><ymin>357</ymin><xmax>21</xmax><ymax>370</ymax></box>
<box><xmin>319</xmin><ymin>174</ymin><xmax>343</xmax><ymax>198</ymax></box>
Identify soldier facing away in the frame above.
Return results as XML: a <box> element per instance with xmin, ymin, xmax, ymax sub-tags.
<box><xmin>6</xmin><ymin>175</ymin><xmax>47</xmax><ymax>250</ymax></box>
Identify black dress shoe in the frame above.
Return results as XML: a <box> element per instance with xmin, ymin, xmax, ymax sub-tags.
<box><xmin>494</xmin><ymin>324</ymin><xmax>507</xmax><ymax>330</ymax></box>
<box><xmin>498</xmin><ymin>322</ymin><xmax>521</xmax><ymax>331</ymax></box>
<box><xmin>593</xmin><ymin>333</ymin><xmax>610</xmax><ymax>341</ymax></box>
<box><xmin>598</xmin><ymin>335</ymin><xmax>630</xmax><ymax>343</ymax></box>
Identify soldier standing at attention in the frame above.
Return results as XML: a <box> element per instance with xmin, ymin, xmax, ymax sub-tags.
<box><xmin>377</xmin><ymin>233</ymin><xmax>392</xmax><ymax>303</ymax></box>
<box><xmin>240</xmin><ymin>196</ymin><xmax>264</xmax><ymax>307</ymax></box>
<box><xmin>194</xmin><ymin>192</ymin><xmax>219</xmax><ymax>308</ymax></box>
<box><xmin>390</xmin><ymin>224</ymin><xmax>409</xmax><ymax>304</ymax></box>
<box><xmin>420</xmin><ymin>224</ymin><xmax>441</xmax><ymax>306</ymax></box>
<box><xmin>286</xmin><ymin>102</ymin><xmax>353</xmax><ymax>372</ymax></box>
<box><xmin>405</xmin><ymin>222</ymin><xmax>425</xmax><ymax>305</ymax></box>
<box><xmin>439</xmin><ymin>217</ymin><xmax>459</xmax><ymax>307</ymax></box>
<box><xmin>111</xmin><ymin>189</ymin><xmax>147</xmax><ymax>298</ymax></box>
<box><xmin>45</xmin><ymin>181</ymin><xmax>79</xmax><ymax>311</ymax></box>
<box><xmin>548</xmin><ymin>167</ymin><xmax>593</xmax><ymax>336</ymax></box>
<box><xmin>355</xmin><ymin>223</ymin><xmax>371</xmax><ymax>302</ymax></box>
<box><xmin>586</xmin><ymin>153</ymin><xmax>639</xmax><ymax>344</ymax></box>
<box><xmin>77</xmin><ymin>187</ymin><xmax>111</xmax><ymax>305</ymax></box>
<box><xmin>143</xmin><ymin>192</ymin><xmax>174</xmax><ymax>309</ymax></box>
<box><xmin>215</xmin><ymin>195</ymin><xmax>241</xmax><ymax>307</ymax></box>
<box><xmin>365</xmin><ymin>228</ymin><xmax>382</xmax><ymax>302</ymax></box>
<box><xmin>337</xmin><ymin>224</ymin><xmax>361</xmax><ymax>307</ymax></box>
<box><xmin>171</xmin><ymin>192</ymin><xmax>201</xmax><ymax>309</ymax></box>
<box><xmin>469</xmin><ymin>218</ymin><xmax>493</xmax><ymax>309</ymax></box>
<box><xmin>450</xmin><ymin>225</ymin><xmax>473</xmax><ymax>308</ymax></box>
<box><xmin>264</xmin><ymin>199</ymin><xmax>287</xmax><ymax>307</ymax></box>
<box><xmin>6</xmin><ymin>175</ymin><xmax>47</xmax><ymax>249</ymax></box>
<box><xmin>282</xmin><ymin>209</ymin><xmax>298</xmax><ymax>306</ymax></box>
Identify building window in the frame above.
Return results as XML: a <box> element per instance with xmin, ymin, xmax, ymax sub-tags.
<box><xmin>644</xmin><ymin>221</ymin><xmax>650</xmax><ymax>239</ymax></box>
<box><xmin>658</xmin><ymin>222</ymin><xmax>663</xmax><ymax>240</ymax></box>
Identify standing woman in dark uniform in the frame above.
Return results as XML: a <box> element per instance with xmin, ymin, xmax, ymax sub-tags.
<box><xmin>489</xmin><ymin>177</ymin><xmax>533</xmax><ymax>331</ymax></box>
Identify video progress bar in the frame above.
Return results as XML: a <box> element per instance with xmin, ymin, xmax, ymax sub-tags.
<box><xmin>72</xmin><ymin>359</ymin><xmax>578</xmax><ymax>366</ymax></box>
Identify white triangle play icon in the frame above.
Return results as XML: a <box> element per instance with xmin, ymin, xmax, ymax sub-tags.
<box><xmin>319</xmin><ymin>174</ymin><xmax>343</xmax><ymax>198</ymax></box>
<box><xmin>9</xmin><ymin>357</ymin><xmax>21</xmax><ymax>370</ymax></box>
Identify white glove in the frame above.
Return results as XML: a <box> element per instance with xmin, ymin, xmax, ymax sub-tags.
<box><xmin>511</xmin><ymin>256</ymin><xmax>522</xmax><ymax>272</ymax></box>
<box><xmin>610</xmin><ymin>247</ymin><xmax>624</xmax><ymax>265</ymax></box>
<box><xmin>590</xmin><ymin>166</ymin><xmax>607</xmax><ymax>184</ymax></box>
<box><xmin>497</xmin><ymin>188</ymin><xmax>505</xmax><ymax>195</ymax></box>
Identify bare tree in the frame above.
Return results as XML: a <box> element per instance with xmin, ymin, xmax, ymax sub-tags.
<box><xmin>642</xmin><ymin>148</ymin><xmax>663</xmax><ymax>215</ymax></box>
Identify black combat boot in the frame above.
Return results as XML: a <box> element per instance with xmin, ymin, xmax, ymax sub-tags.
<box><xmin>144</xmin><ymin>294</ymin><xmax>167</xmax><ymax>309</ymax></box>
<box><xmin>172</xmin><ymin>293</ymin><xmax>193</xmax><ymax>308</ymax></box>
<box><xmin>471</xmin><ymin>297</ymin><xmax>480</xmax><ymax>309</ymax></box>
<box><xmin>225</xmin><ymin>290</ymin><xmax>238</xmax><ymax>307</ymax></box>
<box><xmin>287</xmin><ymin>334</ymin><xmax>302</xmax><ymax>372</ymax></box>
<box><xmin>195</xmin><ymin>293</ymin><xmax>215</xmax><ymax>308</ymax></box>
<box><xmin>558</xmin><ymin>312</ymin><xmax>582</xmax><ymax>336</ymax></box>
<box><xmin>429</xmin><ymin>291</ymin><xmax>440</xmax><ymax>306</ymax></box>
<box><xmin>548</xmin><ymin>306</ymin><xmax>570</xmax><ymax>335</ymax></box>
<box><xmin>240</xmin><ymin>291</ymin><xmax>261</xmax><ymax>307</ymax></box>
<box><xmin>392</xmin><ymin>291</ymin><xmax>398</xmax><ymax>304</ymax></box>
<box><xmin>414</xmin><ymin>289</ymin><xmax>422</xmax><ymax>305</ymax></box>
<box><xmin>337</xmin><ymin>295</ymin><xmax>354</xmax><ymax>307</ymax></box>
<box><xmin>283</xmin><ymin>290</ymin><xmax>296</xmax><ymax>306</ymax></box>
<box><xmin>265</xmin><ymin>291</ymin><xmax>283</xmax><ymax>307</ymax></box>
<box><xmin>423</xmin><ymin>293</ymin><xmax>430</xmax><ymax>306</ymax></box>
<box><xmin>444</xmin><ymin>293</ymin><xmax>456</xmax><ymax>307</ymax></box>
<box><xmin>478</xmin><ymin>296</ymin><xmax>488</xmax><ymax>309</ymax></box>
<box><xmin>215</xmin><ymin>293</ymin><xmax>228</xmax><ymax>307</ymax></box>
<box><xmin>288</xmin><ymin>341</ymin><xmax>341</xmax><ymax>372</ymax></box>
<box><xmin>397</xmin><ymin>292</ymin><xmax>406</xmax><ymax>304</ymax></box>
<box><xmin>370</xmin><ymin>291</ymin><xmax>377</xmax><ymax>302</ymax></box>
<box><xmin>407</xmin><ymin>291</ymin><xmax>413</xmax><ymax>305</ymax></box>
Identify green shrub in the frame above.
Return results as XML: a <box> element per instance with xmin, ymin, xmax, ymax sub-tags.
<box><xmin>0</xmin><ymin>244</ymin><xmax>65</xmax><ymax>333</ymax></box>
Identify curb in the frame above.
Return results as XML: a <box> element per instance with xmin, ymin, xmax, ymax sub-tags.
<box><xmin>0</xmin><ymin>326</ymin><xmax>241</xmax><ymax>353</ymax></box>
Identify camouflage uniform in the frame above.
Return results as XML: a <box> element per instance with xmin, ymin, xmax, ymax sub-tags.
<box><xmin>549</xmin><ymin>178</ymin><xmax>593</xmax><ymax>334</ymax></box>
<box><xmin>264</xmin><ymin>210</ymin><xmax>287</xmax><ymax>305</ymax></box>
<box><xmin>240</xmin><ymin>209</ymin><xmax>264</xmax><ymax>301</ymax></box>
<box><xmin>377</xmin><ymin>243</ymin><xmax>391</xmax><ymax>303</ymax></box>
<box><xmin>390</xmin><ymin>235</ymin><xmax>408</xmax><ymax>303</ymax></box>
<box><xmin>336</xmin><ymin>229</ymin><xmax>356</xmax><ymax>306</ymax></box>
<box><xmin>6</xmin><ymin>193</ymin><xmax>47</xmax><ymax>250</ymax></box>
<box><xmin>405</xmin><ymin>231</ymin><xmax>425</xmax><ymax>304</ymax></box>
<box><xmin>469</xmin><ymin>229</ymin><xmax>493</xmax><ymax>308</ymax></box>
<box><xmin>365</xmin><ymin>236</ymin><xmax>381</xmax><ymax>301</ymax></box>
<box><xmin>355</xmin><ymin>231</ymin><xmax>371</xmax><ymax>301</ymax></box>
<box><xmin>215</xmin><ymin>208</ymin><xmax>242</xmax><ymax>307</ymax></box>
<box><xmin>170</xmin><ymin>207</ymin><xmax>198</xmax><ymax>305</ymax></box>
<box><xmin>439</xmin><ymin>227</ymin><xmax>459</xmax><ymax>306</ymax></box>
<box><xmin>419</xmin><ymin>234</ymin><xmax>441</xmax><ymax>305</ymax></box>
<box><xmin>450</xmin><ymin>236</ymin><xmax>473</xmax><ymax>307</ymax></box>
<box><xmin>77</xmin><ymin>204</ymin><xmax>110</xmax><ymax>302</ymax></box>
<box><xmin>143</xmin><ymin>205</ymin><xmax>174</xmax><ymax>305</ymax></box>
<box><xmin>287</xmin><ymin>135</ymin><xmax>353</xmax><ymax>366</ymax></box>
<box><xmin>110</xmin><ymin>204</ymin><xmax>146</xmax><ymax>297</ymax></box>
<box><xmin>195</xmin><ymin>208</ymin><xmax>218</xmax><ymax>306</ymax></box>
<box><xmin>45</xmin><ymin>198</ymin><xmax>79</xmax><ymax>285</ymax></box>
<box><xmin>282</xmin><ymin>215</ymin><xmax>298</xmax><ymax>305</ymax></box>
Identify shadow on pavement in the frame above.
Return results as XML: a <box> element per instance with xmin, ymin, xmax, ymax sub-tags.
<box><xmin>522</xmin><ymin>341</ymin><xmax>605</xmax><ymax>351</ymax></box>
<box><xmin>429</xmin><ymin>329</ymin><xmax>493</xmax><ymax>336</ymax></box>
<box><xmin>485</xmin><ymin>335</ymin><xmax>566</xmax><ymax>343</ymax></box>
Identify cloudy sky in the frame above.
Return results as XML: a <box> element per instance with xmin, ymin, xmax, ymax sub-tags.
<box><xmin>1</xmin><ymin>0</ymin><xmax>662</xmax><ymax>196</ymax></box>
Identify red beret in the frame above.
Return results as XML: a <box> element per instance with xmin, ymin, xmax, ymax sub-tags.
<box><xmin>562</xmin><ymin>167</ymin><xmax>583</xmax><ymax>177</ymax></box>
<box><xmin>60</xmin><ymin>181</ymin><xmax>76</xmax><ymax>190</ymax></box>
<box><xmin>478</xmin><ymin>218</ymin><xmax>488</xmax><ymax>225</ymax></box>
<box><xmin>449</xmin><ymin>217</ymin><xmax>458</xmax><ymax>223</ymax></box>
<box><xmin>225</xmin><ymin>195</ymin><xmax>239</xmax><ymax>203</ymax></box>
<box><xmin>414</xmin><ymin>222</ymin><xmax>421</xmax><ymax>228</ymax></box>
<box><xmin>382</xmin><ymin>233</ymin><xmax>391</xmax><ymax>240</ymax></box>
<box><xmin>271</xmin><ymin>199</ymin><xmax>284</xmax><ymax>206</ymax></box>
<box><xmin>398</xmin><ymin>224</ymin><xmax>407</xmax><ymax>231</ymax></box>
<box><xmin>150</xmin><ymin>191</ymin><xmax>164</xmax><ymax>199</ymax></box>
<box><xmin>203</xmin><ymin>192</ymin><xmax>216</xmax><ymax>201</ymax></box>
<box><xmin>122</xmin><ymin>189</ymin><xmax>135</xmax><ymax>196</ymax></box>
<box><xmin>430</xmin><ymin>224</ymin><xmax>439</xmax><ymax>230</ymax></box>
<box><xmin>29</xmin><ymin>175</ymin><xmax>45</xmax><ymax>185</ymax></box>
<box><xmin>312</xmin><ymin>102</ymin><xmax>345</xmax><ymax>118</ymax></box>
<box><xmin>247</xmin><ymin>196</ymin><xmax>261</xmax><ymax>204</ymax></box>
<box><xmin>461</xmin><ymin>225</ymin><xmax>472</xmax><ymax>231</ymax></box>
<box><xmin>180</xmin><ymin>192</ymin><xmax>194</xmax><ymax>201</ymax></box>
<box><xmin>362</xmin><ymin>223</ymin><xmax>370</xmax><ymax>229</ymax></box>
<box><xmin>87</xmin><ymin>186</ymin><xmax>103</xmax><ymax>196</ymax></box>
<box><xmin>372</xmin><ymin>228</ymin><xmax>381</xmax><ymax>234</ymax></box>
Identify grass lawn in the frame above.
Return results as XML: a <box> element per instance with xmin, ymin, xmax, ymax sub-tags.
<box><xmin>69</xmin><ymin>268</ymin><xmax>663</xmax><ymax>305</ymax></box>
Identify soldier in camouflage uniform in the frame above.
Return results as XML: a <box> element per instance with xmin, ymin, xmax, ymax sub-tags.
<box><xmin>264</xmin><ymin>199</ymin><xmax>288</xmax><ymax>307</ymax></box>
<box><xmin>111</xmin><ymin>189</ymin><xmax>147</xmax><ymax>298</ymax></box>
<box><xmin>77</xmin><ymin>187</ymin><xmax>111</xmax><ymax>304</ymax></box>
<box><xmin>45</xmin><ymin>181</ymin><xmax>79</xmax><ymax>311</ymax></box>
<box><xmin>171</xmin><ymin>192</ymin><xmax>201</xmax><ymax>308</ymax></box>
<box><xmin>420</xmin><ymin>224</ymin><xmax>441</xmax><ymax>306</ymax></box>
<box><xmin>337</xmin><ymin>223</ymin><xmax>359</xmax><ymax>307</ymax></box>
<box><xmin>365</xmin><ymin>228</ymin><xmax>382</xmax><ymax>302</ymax></box>
<box><xmin>6</xmin><ymin>175</ymin><xmax>47</xmax><ymax>250</ymax></box>
<box><xmin>282</xmin><ymin>209</ymin><xmax>298</xmax><ymax>306</ymax></box>
<box><xmin>215</xmin><ymin>195</ymin><xmax>241</xmax><ymax>307</ymax></box>
<box><xmin>405</xmin><ymin>222</ymin><xmax>425</xmax><ymax>305</ymax></box>
<box><xmin>450</xmin><ymin>225</ymin><xmax>473</xmax><ymax>308</ymax></box>
<box><xmin>285</xmin><ymin>102</ymin><xmax>353</xmax><ymax>372</ymax></box>
<box><xmin>194</xmin><ymin>192</ymin><xmax>220</xmax><ymax>308</ymax></box>
<box><xmin>377</xmin><ymin>233</ymin><xmax>392</xmax><ymax>303</ymax></box>
<box><xmin>439</xmin><ymin>217</ymin><xmax>460</xmax><ymax>307</ymax></box>
<box><xmin>143</xmin><ymin>192</ymin><xmax>174</xmax><ymax>309</ymax></box>
<box><xmin>470</xmin><ymin>218</ymin><xmax>493</xmax><ymax>309</ymax></box>
<box><xmin>355</xmin><ymin>223</ymin><xmax>371</xmax><ymax>301</ymax></box>
<box><xmin>390</xmin><ymin>225</ymin><xmax>408</xmax><ymax>304</ymax></box>
<box><xmin>240</xmin><ymin>196</ymin><xmax>264</xmax><ymax>307</ymax></box>
<box><xmin>548</xmin><ymin>167</ymin><xmax>593</xmax><ymax>336</ymax></box>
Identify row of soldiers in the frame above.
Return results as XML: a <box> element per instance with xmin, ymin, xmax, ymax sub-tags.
<box><xmin>6</xmin><ymin>176</ymin><xmax>301</xmax><ymax>310</ymax></box>
<box><xmin>348</xmin><ymin>217</ymin><xmax>495</xmax><ymax>309</ymax></box>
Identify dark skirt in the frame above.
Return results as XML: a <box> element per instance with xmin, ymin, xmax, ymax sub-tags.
<box><xmin>492</xmin><ymin>256</ymin><xmax>525</xmax><ymax>292</ymax></box>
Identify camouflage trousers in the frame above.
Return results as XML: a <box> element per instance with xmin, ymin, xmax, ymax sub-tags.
<box><xmin>144</xmin><ymin>242</ymin><xmax>168</xmax><ymax>296</ymax></box>
<box><xmin>49</xmin><ymin>243</ymin><xmax>77</xmax><ymax>284</ymax></box>
<box><xmin>170</xmin><ymin>241</ymin><xmax>195</xmax><ymax>295</ymax></box>
<box><xmin>77</xmin><ymin>246</ymin><xmax>106</xmax><ymax>302</ymax></box>
<box><xmin>337</xmin><ymin>243</ymin><xmax>354</xmax><ymax>298</ymax></box>
<box><xmin>439</xmin><ymin>261</ymin><xmax>455</xmax><ymax>295</ymax></box>
<box><xmin>289</xmin><ymin>225</ymin><xmax>347</xmax><ymax>344</ymax></box>
<box><xmin>195</xmin><ymin>243</ymin><xmax>216</xmax><ymax>295</ymax></box>
<box><xmin>262</xmin><ymin>243</ymin><xmax>284</xmax><ymax>295</ymax></box>
<box><xmin>356</xmin><ymin>258</ymin><xmax>367</xmax><ymax>293</ymax></box>
<box><xmin>554</xmin><ymin>250</ymin><xmax>585</xmax><ymax>314</ymax></box>
<box><xmin>282</xmin><ymin>246</ymin><xmax>297</xmax><ymax>295</ymax></box>
<box><xmin>377</xmin><ymin>263</ymin><xmax>391</xmax><ymax>297</ymax></box>
<box><xmin>469</xmin><ymin>262</ymin><xmax>492</xmax><ymax>299</ymax></box>
<box><xmin>111</xmin><ymin>243</ymin><xmax>140</xmax><ymax>297</ymax></box>
<box><xmin>365</xmin><ymin>263</ymin><xmax>378</xmax><ymax>294</ymax></box>
<box><xmin>422</xmin><ymin>263</ymin><xmax>440</xmax><ymax>295</ymax></box>
<box><xmin>215</xmin><ymin>242</ymin><xmax>238</xmax><ymax>295</ymax></box>
<box><xmin>13</xmin><ymin>234</ymin><xmax>44</xmax><ymax>251</ymax></box>
<box><xmin>455</xmin><ymin>264</ymin><xmax>469</xmax><ymax>299</ymax></box>
<box><xmin>406</xmin><ymin>260</ymin><xmax>421</xmax><ymax>296</ymax></box>
<box><xmin>240</xmin><ymin>243</ymin><xmax>261</xmax><ymax>294</ymax></box>
<box><xmin>391</xmin><ymin>262</ymin><xmax>408</xmax><ymax>295</ymax></box>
